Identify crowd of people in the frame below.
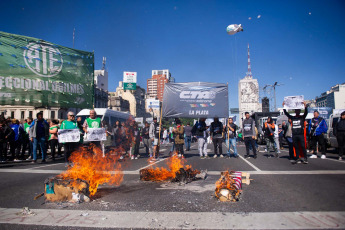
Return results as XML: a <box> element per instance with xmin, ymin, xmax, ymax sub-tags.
<box><xmin>1</xmin><ymin>107</ymin><xmax>344</xmax><ymax>165</ymax></box>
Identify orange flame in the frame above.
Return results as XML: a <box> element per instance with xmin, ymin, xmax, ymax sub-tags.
<box><xmin>142</xmin><ymin>154</ymin><xmax>193</xmax><ymax>181</ymax></box>
<box><xmin>60</xmin><ymin>146</ymin><xmax>123</xmax><ymax>196</ymax></box>
<box><xmin>215</xmin><ymin>171</ymin><xmax>241</xmax><ymax>201</ymax></box>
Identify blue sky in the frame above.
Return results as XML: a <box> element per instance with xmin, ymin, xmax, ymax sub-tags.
<box><xmin>1</xmin><ymin>0</ymin><xmax>344</xmax><ymax>109</ymax></box>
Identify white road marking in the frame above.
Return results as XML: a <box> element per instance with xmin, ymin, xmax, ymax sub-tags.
<box><xmin>137</xmin><ymin>157</ymin><xmax>168</xmax><ymax>171</ymax></box>
<box><xmin>1</xmin><ymin>168</ymin><xmax>345</xmax><ymax>175</ymax></box>
<box><xmin>0</xmin><ymin>208</ymin><xmax>344</xmax><ymax>229</ymax></box>
<box><xmin>324</xmin><ymin>157</ymin><xmax>345</xmax><ymax>164</ymax></box>
<box><xmin>238</xmin><ymin>154</ymin><xmax>262</xmax><ymax>171</ymax></box>
<box><xmin>29</xmin><ymin>163</ymin><xmax>65</xmax><ymax>170</ymax></box>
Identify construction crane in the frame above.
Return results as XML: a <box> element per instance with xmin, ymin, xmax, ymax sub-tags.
<box><xmin>263</xmin><ymin>82</ymin><xmax>283</xmax><ymax>111</ymax></box>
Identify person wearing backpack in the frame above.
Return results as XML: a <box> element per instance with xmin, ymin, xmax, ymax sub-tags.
<box><xmin>308</xmin><ymin>110</ymin><xmax>328</xmax><ymax>159</ymax></box>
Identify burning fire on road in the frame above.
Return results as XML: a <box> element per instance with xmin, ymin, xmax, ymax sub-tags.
<box><xmin>139</xmin><ymin>154</ymin><xmax>204</xmax><ymax>183</ymax></box>
<box><xmin>41</xmin><ymin>145</ymin><xmax>123</xmax><ymax>203</ymax></box>
<box><xmin>215</xmin><ymin>171</ymin><xmax>251</xmax><ymax>202</ymax></box>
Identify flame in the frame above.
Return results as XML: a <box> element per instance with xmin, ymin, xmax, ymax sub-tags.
<box><xmin>60</xmin><ymin>145</ymin><xmax>123</xmax><ymax>196</ymax></box>
<box><xmin>215</xmin><ymin>171</ymin><xmax>241</xmax><ymax>200</ymax></box>
<box><xmin>142</xmin><ymin>154</ymin><xmax>196</xmax><ymax>181</ymax></box>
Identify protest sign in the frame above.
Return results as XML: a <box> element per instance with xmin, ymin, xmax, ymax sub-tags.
<box><xmin>86</xmin><ymin>128</ymin><xmax>106</xmax><ymax>141</ymax></box>
<box><xmin>283</xmin><ymin>95</ymin><xmax>304</xmax><ymax>109</ymax></box>
<box><xmin>58</xmin><ymin>129</ymin><xmax>80</xmax><ymax>143</ymax></box>
<box><xmin>162</xmin><ymin>82</ymin><xmax>229</xmax><ymax>118</ymax></box>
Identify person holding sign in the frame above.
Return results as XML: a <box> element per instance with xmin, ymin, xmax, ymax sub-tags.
<box><xmin>60</xmin><ymin>112</ymin><xmax>78</xmax><ymax>166</ymax></box>
<box><xmin>83</xmin><ymin>109</ymin><xmax>103</xmax><ymax>146</ymax></box>
<box><xmin>283</xmin><ymin>101</ymin><xmax>308</xmax><ymax>164</ymax></box>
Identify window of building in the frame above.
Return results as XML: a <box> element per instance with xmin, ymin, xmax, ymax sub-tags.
<box><xmin>11</xmin><ymin>111</ymin><xmax>14</xmax><ymax>118</ymax></box>
<box><xmin>51</xmin><ymin>111</ymin><xmax>55</xmax><ymax>119</ymax></box>
<box><xmin>29</xmin><ymin>111</ymin><xmax>33</xmax><ymax>118</ymax></box>
<box><xmin>21</xmin><ymin>111</ymin><xmax>25</xmax><ymax>119</ymax></box>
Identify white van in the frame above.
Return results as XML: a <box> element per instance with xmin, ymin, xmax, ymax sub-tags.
<box><xmin>327</xmin><ymin>109</ymin><xmax>345</xmax><ymax>148</ymax></box>
<box><xmin>76</xmin><ymin>108</ymin><xmax>131</xmax><ymax>128</ymax></box>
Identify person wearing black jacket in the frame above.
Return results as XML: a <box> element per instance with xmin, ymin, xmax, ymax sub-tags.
<box><xmin>283</xmin><ymin>101</ymin><xmax>308</xmax><ymax>164</ymax></box>
<box><xmin>192</xmin><ymin>118</ymin><xmax>208</xmax><ymax>158</ymax></box>
<box><xmin>334</xmin><ymin>111</ymin><xmax>345</xmax><ymax>161</ymax></box>
<box><xmin>0</xmin><ymin>118</ymin><xmax>14</xmax><ymax>162</ymax></box>
<box><xmin>210</xmin><ymin>117</ymin><xmax>224</xmax><ymax>158</ymax></box>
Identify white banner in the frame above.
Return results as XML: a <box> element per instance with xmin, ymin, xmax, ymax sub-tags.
<box><xmin>86</xmin><ymin>128</ymin><xmax>106</xmax><ymax>141</ymax></box>
<box><xmin>283</xmin><ymin>95</ymin><xmax>304</xmax><ymax>109</ymax></box>
<box><xmin>123</xmin><ymin>72</ymin><xmax>137</xmax><ymax>83</ymax></box>
<box><xmin>58</xmin><ymin>129</ymin><xmax>80</xmax><ymax>143</ymax></box>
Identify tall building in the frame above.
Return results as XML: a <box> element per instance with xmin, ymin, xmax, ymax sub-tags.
<box><xmin>147</xmin><ymin>69</ymin><xmax>173</xmax><ymax>102</ymax></box>
<box><xmin>94</xmin><ymin>57</ymin><xmax>108</xmax><ymax>108</ymax></box>
<box><xmin>238</xmin><ymin>44</ymin><xmax>262</xmax><ymax>127</ymax></box>
<box><xmin>109</xmin><ymin>81</ymin><xmax>147</xmax><ymax>117</ymax></box>
<box><xmin>315</xmin><ymin>83</ymin><xmax>345</xmax><ymax>109</ymax></box>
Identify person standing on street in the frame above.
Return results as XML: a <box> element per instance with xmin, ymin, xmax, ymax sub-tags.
<box><xmin>10</xmin><ymin>119</ymin><xmax>24</xmax><ymax>161</ymax></box>
<box><xmin>308</xmin><ymin>110</ymin><xmax>328</xmax><ymax>159</ymax></box>
<box><xmin>184</xmin><ymin>123</ymin><xmax>193</xmax><ymax>151</ymax></box>
<box><xmin>83</xmin><ymin>109</ymin><xmax>103</xmax><ymax>147</ymax></box>
<box><xmin>225</xmin><ymin>117</ymin><xmax>238</xmax><ymax>158</ymax></box>
<box><xmin>0</xmin><ymin>118</ymin><xmax>14</xmax><ymax>162</ymax></box>
<box><xmin>173</xmin><ymin>119</ymin><xmax>185</xmax><ymax>159</ymax></box>
<box><xmin>242</xmin><ymin>112</ymin><xmax>257</xmax><ymax>159</ymax></box>
<box><xmin>282</xmin><ymin>120</ymin><xmax>294</xmax><ymax>162</ymax></box>
<box><xmin>149</xmin><ymin>117</ymin><xmax>160</xmax><ymax>161</ymax></box>
<box><xmin>210</xmin><ymin>117</ymin><xmax>224</xmax><ymax>158</ymax></box>
<box><xmin>23</xmin><ymin>117</ymin><xmax>33</xmax><ymax>160</ymax></box>
<box><xmin>141</xmin><ymin>122</ymin><xmax>152</xmax><ymax>157</ymax></box>
<box><xmin>60</xmin><ymin>112</ymin><xmax>78</xmax><ymax>166</ymax></box>
<box><xmin>334</xmin><ymin>111</ymin><xmax>345</xmax><ymax>161</ymax></box>
<box><xmin>283</xmin><ymin>101</ymin><xmax>309</xmax><ymax>164</ymax></box>
<box><xmin>263</xmin><ymin>117</ymin><xmax>277</xmax><ymax>158</ymax></box>
<box><xmin>48</xmin><ymin>120</ymin><xmax>59</xmax><ymax>161</ymax></box>
<box><xmin>29</xmin><ymin>112</ymin><xmax>49</xmax><ymax>163</ymax></box>
<box><xmin>192</xmin><ymin>118</ymin><xmax>208</xmax><ymax>159</ymax></box>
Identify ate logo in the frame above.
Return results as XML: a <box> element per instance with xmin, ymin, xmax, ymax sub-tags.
<box><xmin>23</xmin><ymin>42</ymin><xmax>63</xmax><ymax>77</ymax></box>
<box><xmin>91</xmin><ymin>121</ymin><xmax>99</xmax><ymax>128</ymax></box>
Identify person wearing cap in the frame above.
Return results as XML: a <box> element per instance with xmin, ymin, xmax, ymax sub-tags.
<box><xmin>334</xmin><ymin>111</ymin><xmax>345</xmax><ymax>161</ymax></box>
<box><xmin>308</xmin><ymin>110</ymin><xmax>328</xmax><ymax>159</ymax></box>
<box><xmin>60</xmin><ymin>112</ymin><xmax>78</xmax><ymax>165</ymax></box>
<box><xmin>242</xmin><ymin>112</ymin><xmax>257</xmax><ymax>159</ymax></box>
<box><xmin>149</xmin><ymin>117</ymin><xmax>160</xmax><ymax>160</ymax></box>
<box><xmin>29</xmin><ymin>112</ymin><xmax>49</xmax><ymax>163</ymax></box>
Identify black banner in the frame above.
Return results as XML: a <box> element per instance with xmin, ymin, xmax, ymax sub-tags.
<box><xmin>162</xmin><ymin>82</ymin><xmax>229</xmax><ymax>118</ymax></box>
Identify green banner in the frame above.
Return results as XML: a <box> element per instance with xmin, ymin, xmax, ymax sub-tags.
<box><xmin>0</xmin><ymin>31</ymin><xmax>94</xmax><ymax>108</ymax></box>
<box><xmin>124</xmin><ymin>82</ymin><xmax>136</xmax><ymax>90</ymax></box>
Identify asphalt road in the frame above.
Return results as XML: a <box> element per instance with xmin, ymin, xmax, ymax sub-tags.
<box><xmin>0</xmin><ymin>141</ymin><xmax>344</xmax><ymax>230</ymax></box>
